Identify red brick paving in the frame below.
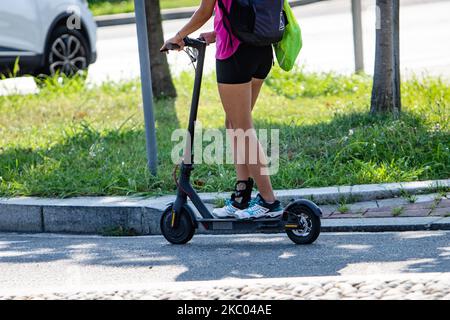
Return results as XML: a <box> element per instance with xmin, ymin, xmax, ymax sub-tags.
<box><xmin>328</xmin><ymin>212</ymin><xmax>364</xmax><ymax>219</ymax></box>
<box><xmin>437</xmin><ymin>198</ymin><xmax>450</xmax><ymax>208</ymax></box>
<box><xmin>402</xmin><ymin>201</ymin><xmax>436</xmax><ymax>210</ymax></box>
<box><xmin>400</xmin><ymin>208</ymin><xmax>432</xmax><ymax>217</ymax></box>
<box><xmin>321</xmin><ymin>196</ymin><xmax>449</xmax><ymax>219</ymax></box>
<box><xmin>363</xmin><ymin>209</ymin><xmax>395</xmax><ymax>218</ymax></box>
<box><xmin>429</xmin><ymin>207</ymin><xmax>450</xmax><ymax>216</ymax></box>
<box><xmin>319</xmin><ymin>205</ymin><xmax>337</xmax><ymax>217</ymax></box>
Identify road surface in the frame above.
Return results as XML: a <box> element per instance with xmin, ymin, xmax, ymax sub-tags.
<box><xmin>88</xmin><ymin>0</ymin><xmax>450</xmax><ymax>83</ymax></box>
<box><xmin>0</xmin><ymin>231</ymin><xmax>449</xmax><ymax>295</ymax></box>
<box><xmin>1</xmin><ymin>0</ymin><xmax>449</xmax><ymax>95</ymax></box>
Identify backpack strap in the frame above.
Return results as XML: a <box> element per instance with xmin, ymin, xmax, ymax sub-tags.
<box><xmin>217</xmin><ymin>0</ymin><xmax>234</xmax><ymax>47</ymax></box>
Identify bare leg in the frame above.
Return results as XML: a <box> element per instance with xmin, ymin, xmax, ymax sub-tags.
<box><xmin>250</xmin><ymin>78</ymin><xmax>265</xmax><ymax>109</ymax></box>
<box><xmin>224</xmin><ymin>78</ymin><xmax>265</xmax><ymax>181</ymax></box>
<box><xmin>219</xmin><ymin>81</ymin><xmax>276</xmax><ymax>202</ymax></box>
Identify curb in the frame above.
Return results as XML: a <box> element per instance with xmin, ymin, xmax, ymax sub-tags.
<box><xmin>95</xmin><ymin>0</ymin><xmax>327</xmax><ymax>27</ymax></box>
<box><xmin>0</xmin><ymin>179</ymin><xmax>448</xmax><ymax>235</ymax></box>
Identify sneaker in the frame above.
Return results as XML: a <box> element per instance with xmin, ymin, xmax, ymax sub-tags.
<box><xmin>212</xmin><ymin>178</ymin><xmax>254</xmax><ymax>218</ymax></box>
<box><xmin>212</xmin><ymin>199</ymin><xmax>242</xmax><ymax>218</ymax></box>
<box><xmin>233</xmin><ymin>194</ymin><xmax>283</xmax><ymax>220</ymax></box>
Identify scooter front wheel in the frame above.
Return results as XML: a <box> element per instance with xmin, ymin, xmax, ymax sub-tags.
<box><xmin>160</xmin><ymin>205</ymin><xmax>195</xmax><ymax>245</ymax></box>
<box><xmin>285</xmin><ymin>204</ymin><xmax>321</xmax><ymax>245</ymax></box>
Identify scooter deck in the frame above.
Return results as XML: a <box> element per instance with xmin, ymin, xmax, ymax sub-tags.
<box><xmin>198</xmin><ymin>218</ymin><xmax>282</xmax><ymax>222</ymax></box>
<box><xmin>197</xmin><ymin>217</ymin><xmax>288</xmax><ymax>232</ymax></box>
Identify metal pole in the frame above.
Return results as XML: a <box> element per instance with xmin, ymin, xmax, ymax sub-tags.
<box><xmin>351</xmin><ymin>0</ymin><xmax>364</xmax><ymax>73</ymax></box>
<box><xmin>134</xmin><ymin>0</ymin><xmax>158</xmax><ymax>175</ymax></box>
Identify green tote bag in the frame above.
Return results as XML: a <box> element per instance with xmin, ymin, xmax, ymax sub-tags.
<box><xmin>274</xmin><ymin>0</ymin><xmax>303</xmax><ymax>71</ymax></box>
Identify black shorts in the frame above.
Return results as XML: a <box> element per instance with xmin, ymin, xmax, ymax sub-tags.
<box><xmin>216</xmin><ymin>44</ymin><xmax>273</xmax><ymax>84</ymax></box>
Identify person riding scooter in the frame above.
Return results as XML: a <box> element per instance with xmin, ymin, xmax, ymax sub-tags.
<box><xmin>161</xmin><ymin>0</ymin><xmax>284</xmax><ymax>220</ymax></box>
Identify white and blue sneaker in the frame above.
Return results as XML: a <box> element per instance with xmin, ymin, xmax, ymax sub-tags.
<box><xmin>234</xmin><ymin>194</ymin><xmax>283</xmax><ymax>220</ymax></box>
<box><xmin>213</xmin><ymin>178</ymin><xmax>254</xmax><ymax>218</ymax></box>
<box><xmin>212</xmin><ymin>199</ymin><xmax>242</xmax><ymax>218</ymax></box>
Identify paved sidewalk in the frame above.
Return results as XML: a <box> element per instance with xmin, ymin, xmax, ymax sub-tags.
<box><xmin>2</xmin><ymin>274</ymin><xmax>449</xmax><ymax>300</ymax></box>
<box><xmin>320</xmin><ymin>192</ymin><xmax>450</xmax><ymax>232</ymax></box>
<box><xmin>321</xmin><ymin>193</ymin><xmax>449</xmax><ymax>219</ymax></box>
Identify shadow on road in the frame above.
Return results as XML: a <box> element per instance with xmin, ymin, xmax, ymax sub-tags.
<box><xmin>0</xmin><ymin>231</ymin><xmax>448</xmax><ymax>282</ymax></box>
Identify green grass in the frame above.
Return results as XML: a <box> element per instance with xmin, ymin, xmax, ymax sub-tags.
<box><xmin>399</xmin><ymin>189</ymin><xmax>417</xmax><ymax>203</ymax></box>
<box><xmin>337</xmin><ymin>204</ymin><xmax>349</xmax><ymax>214</ymax></box>
<box><xmin>88</xmin><ymin>0</ymin><xmax>200</xmax><ymax>16</ymax></box>
<box><xmin>0</xmin><ymin>67</ymin><xmax>449</xmax><ymax>198</ymax></box>
<box><xmin>213</xmin><ymin>197</ymin><xmax>226</xmax><ymax>208</ymax></box>
<box><xmin>392</xmin><ymin>207</ymin><xmax>404</xmax><ymax>217</ymax></box>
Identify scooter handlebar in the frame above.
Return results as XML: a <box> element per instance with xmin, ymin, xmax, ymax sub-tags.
<box><xmin>160</xmin><ymin>37</ymin><xmax>206</xmax><ymax>52</ymax></box>
<box><xmin>183</xmin><ymin>37</ymin><xmax>206</xmax><ymax>49</ymax></box>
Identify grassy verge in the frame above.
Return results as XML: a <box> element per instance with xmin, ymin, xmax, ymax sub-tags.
<box><xmin>0</xmin><ymin>68</ymin><xmax>448</xmax><ymax>198</ymax></box>
<box><xmin>88</xmin><ymin>0</ymin><xmax>199</xmax><ymax>16</ymax></box>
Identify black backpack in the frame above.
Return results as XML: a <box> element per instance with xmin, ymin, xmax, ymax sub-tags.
<box><xmin>217</xmin><ymin>0</ymin><xmax>286</xmax><ymax>47</ymax></box>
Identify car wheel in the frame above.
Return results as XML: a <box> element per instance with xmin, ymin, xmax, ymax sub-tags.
<box><xmin>43</xmin><ymin>26</ymin><xmax>90</xmax><ymax>77</ymax></box>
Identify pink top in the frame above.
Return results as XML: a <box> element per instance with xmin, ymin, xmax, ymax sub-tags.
<box><xmin>214</xmin><ymin>0</ymin><xmax>240</xmax><ymax>60</ymax></box>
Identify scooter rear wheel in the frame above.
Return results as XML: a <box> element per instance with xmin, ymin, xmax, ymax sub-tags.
<box><xmin>285</xmin><ymin>204</ymin><xmax>321</xmax><ymax>245</ymax></box>
<box><xmin>160</xmin><ymin>205</ymin><xmax>195</xmax><ymax>245</ymax></box>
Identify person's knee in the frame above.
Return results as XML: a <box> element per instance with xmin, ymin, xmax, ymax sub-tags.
<box><xmin>231</xmin><ymin>118</ymin><xmax>253</xmax><ymax>130</ymax></box>
<box><xmin>226</xmin><ymin>116</ymin><xmax>253</xmax><ymax>130</ymax></box>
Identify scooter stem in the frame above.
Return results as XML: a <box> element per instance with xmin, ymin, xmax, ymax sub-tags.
<box><xmin>184</xmin><ymin>41</ymin><xmax>207</xmax><ymax>165</ymax></box>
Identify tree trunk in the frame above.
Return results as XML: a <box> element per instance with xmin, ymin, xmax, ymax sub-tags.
<box><xmin>370</xmin><ymin>0</ymin><xmax>400</xmax><ymax>117</ymax></box>
<box><xmin>145</xmin><ymin>0</ymin><xmax>177</xmax><ymax>98</ymax></box>
<box><xmin>392</xmin><ymin>0</ymin><xmax>401</xmax><ymax>112</ymax></box>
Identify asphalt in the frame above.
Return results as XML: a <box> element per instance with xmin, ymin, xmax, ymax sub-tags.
<box><xmin>2</xmin><ymin>0</ymin><xmax>450</xmax><ymax>95</ymax></box>
<box><xmin>85</xmin><ymin>0</ymin><xmax>450</xmax><ymax>84</ymax></box>
<box><xmin>0</xmin><ymin>231</ymin><xmax>449</xmax><ymax>294</ymax></box>
<box><xmin>94</xmin><ymin>0</ymin><xmax>327</xmax><ymax>27</ymax></box>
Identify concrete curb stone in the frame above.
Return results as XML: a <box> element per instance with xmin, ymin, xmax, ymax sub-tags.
<box><xmin>430</xmin><ymin>217</ymin><xmax>450</xmax><ymax>230</ymax></box>
<box><xmin>0</xmin><ymin>179</ymin><xmax>448</xmax><ymax>235</ymax></box>
<box><xmin>0</xmin><ymin>204</ymin><xmax>42</xmax><ymax>233</ymax></box>
<box><xmin>321</xmin><ymin>217</ymin><xmax>445</xmax><ymax>232</ymax></box>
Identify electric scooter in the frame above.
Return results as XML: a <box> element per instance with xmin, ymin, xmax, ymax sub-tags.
<box><xmin>160</xmin><ymin>37</ymin><xmax>322</xmax><ymax>245</ymax></box>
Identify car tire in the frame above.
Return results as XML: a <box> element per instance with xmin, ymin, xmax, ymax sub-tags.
<box><xmin>41</xmin><ymin>26</ymin><xmax>90</xmax><ymax>77</ymax></box>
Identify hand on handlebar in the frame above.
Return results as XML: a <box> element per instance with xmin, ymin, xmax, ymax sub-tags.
<box><xmin>160</xmin><ymin>33</ymin><xmax>185</xmax><ymax>53</ymax></box>
<box><xmin>199</xmin><ymin>31</ymin><xmax>216</xmax><ymax>45</ymax></box>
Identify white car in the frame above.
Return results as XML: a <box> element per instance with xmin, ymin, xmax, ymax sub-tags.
<box><xmin>0</xmin><ymin>0</ymin><xmax>97</xmax><ymax>77</ymax></box>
